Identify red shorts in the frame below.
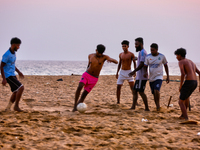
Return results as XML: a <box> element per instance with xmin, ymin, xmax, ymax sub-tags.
<box><xmin>80</xmin><ymin>72</ymin><xmax>98</xmax><ymax>93</ymax></box>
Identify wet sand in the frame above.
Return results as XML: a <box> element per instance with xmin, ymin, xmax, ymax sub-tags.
<box><xmin>0</xmin><ymin>75</ymin><xmax>200</xmax><ymax>150</ymax></box>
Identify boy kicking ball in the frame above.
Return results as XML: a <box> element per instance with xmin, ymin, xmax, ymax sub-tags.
<box><xmin>73</xmin><ymin>44</ymin><xmax>118</xmax><ymax>112</ymax></box>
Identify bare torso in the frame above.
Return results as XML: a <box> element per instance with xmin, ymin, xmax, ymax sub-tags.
<box><xmin>87</xmin><ymin>53</ymin><xmax>107</xmax><ymax>77</ymax></box>
<box><xmin>120</xmin><ymin>51</ymin><xmax>135</xmax><ymax>70</ymax></box>
<box><xmin>179</xmin><ymin>58</ymin><xmax>197</xmax><ymax>80</ymax></box>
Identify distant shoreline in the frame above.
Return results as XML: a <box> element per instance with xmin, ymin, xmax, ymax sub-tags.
<box><xmin>12</xmin><ymin>75</ymin><xmax>181</xmax><ymax>77</ymax></box>
<box><xmin>17</xmin><ymin>60</ymin><xmax>200</xmax><ymax>63</ymax></box>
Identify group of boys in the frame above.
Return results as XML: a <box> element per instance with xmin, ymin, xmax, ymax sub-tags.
<box><xmin>1</xmin><ymin>37</ymin><xmax>200</xmax><ymax>120</ymax></box>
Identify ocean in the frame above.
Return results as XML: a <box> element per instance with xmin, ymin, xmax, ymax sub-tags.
<box><xmin>15</xmin><ymin>60</ymin><xmax>200</xmax><ymax>76</ymax></box>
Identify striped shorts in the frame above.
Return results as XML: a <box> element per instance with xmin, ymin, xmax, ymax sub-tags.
<box><xmin>6</xmin><ymin>76</ymin><xmax>23</xmax><ymax>92</ymax></box>
<box><xmin>133</xmin><ymin>80</ymin><xmax>147</xmax><ymax>92</ymax></box>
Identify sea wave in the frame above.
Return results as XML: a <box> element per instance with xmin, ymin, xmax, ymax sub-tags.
<box><xmin>12</xmin><ymin>60</ymin><xmax>200</xmax><ymax>76</ymax></box>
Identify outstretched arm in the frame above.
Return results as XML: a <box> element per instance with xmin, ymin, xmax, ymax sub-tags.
<box><xmin>106</xmin><ymin>56</ymin><xmax>118</xmax><ymax>64</ymax></box>
<box><xmin>164</xmin><ymin>64</ymin><xmax>169</xmax><ymax>83</ymax></box>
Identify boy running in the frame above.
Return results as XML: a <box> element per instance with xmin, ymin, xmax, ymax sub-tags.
<box><xmin>73</xmin><ymin>44</ymin><xmax>118</xmax><ymax>112</ymax></box>
<box><xmin>116</xmin><ymin>40</ymin><xmax>136</xmax><ymax>104</ymax></box>
<box><xmin>1</xmin><ymin>37</ymin><xmax>24</xmax><ymax>112</ymax></box>
<box><xmin>174</xmin><ymin>48</ymin><xmax>200</xmax><ymax>120</ymax></box>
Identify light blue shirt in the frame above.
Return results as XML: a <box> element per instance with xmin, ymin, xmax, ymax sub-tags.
<box><xmin>1</xmin><ymin>49</ymin><xmax>16</xmax><ymax>78</ymax></box>
<box><xmin>135</xmin><ymin>49</ymin><xmax>148</xmax><ymax>80</ymax></box>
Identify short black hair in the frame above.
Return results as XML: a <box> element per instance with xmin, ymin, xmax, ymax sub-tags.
<box><xmin>121</xmin><ymin>40</ymin><xmax>129</xmax><ymax>46</ymax></box>
<box><xmin>150</xmin><ymin>43</ymin><xmax>158</xmax><ymax>50</ymax></box>
<box><xmin>97</xmin><ymin>44</ymin><xmax>105</xmax><ymax>54</ymax></box>
<box><xmin>174</xmin><ymin>48</ymin><xmax>186</xmax><ymax>58</ymax></box>
<box><xmin>10</xmin><ymin>37</ymin><xmax>21</xmax><ymax>45</ymax></box>
<box><xmin>135</xmin><ymin>37</ymin><xmax>143</xmax><ymax>45</ymax></box>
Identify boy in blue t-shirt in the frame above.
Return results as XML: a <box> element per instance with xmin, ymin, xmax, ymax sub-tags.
<box><xmin>1</xmin><ymin>37</ymin><xmax>24</xmax><ymax>112</ymax></box>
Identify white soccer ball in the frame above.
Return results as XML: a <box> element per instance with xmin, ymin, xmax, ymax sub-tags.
<box><xmin>77</xmin><ymin>103</ymin><xmax>87</xmax><ymax>113</ymax></box>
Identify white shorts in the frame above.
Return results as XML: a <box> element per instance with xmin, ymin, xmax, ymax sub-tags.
<box><xmin>117</xmin><ymin>70</ymin><xmax>134</xmax><ymax>85</ymax></box>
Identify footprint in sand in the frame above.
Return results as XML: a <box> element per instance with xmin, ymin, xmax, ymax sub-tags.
<box><xmin>23</xmin><ymin>99</ymin><xmax>35</xmax><ymax>108</ymax></box>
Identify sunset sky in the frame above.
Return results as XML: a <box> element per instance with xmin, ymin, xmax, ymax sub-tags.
<box><xmin>0</xmin><ymin>0</ymin><xmax>200</xmax><ymax>62</ymax></box>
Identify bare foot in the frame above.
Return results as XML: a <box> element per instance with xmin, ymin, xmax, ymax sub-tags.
<box><xmin>14</xmin><ymin>107</ymin><xmax>23</xmax><ymax>112</ymax></box>
<box><xmin>130</xmin><ymin>107</ymin><xmax>135</xmax><ymax>110</ymax></box>
<box><xmin>72</xmin><ymin>108</ymin><xmax>77</xmax><ymax>112</ymax></box>
<box><xmin>179</xmin><ymin>115</ymin><xmax>188</xmax><ymax>120</ymax></box>
<box><xmin>179</xmin><ymin>116</ymin><xmax>185</xmax><ymax>120</ymax></box>
<box><xmin>157</xmin><ymin>107</ymin><xmax>160</xmax><ymax>111</ymax></box>
<box><xmin>5</xmin><ymin>108</ymin><xmax>11</xmax><ymax>112</ymax></box>
<box><xmin>5</xmin><ymin>102</ymin><xmax>13</xmax><ymax>111</ymax></box>
<box><xmin>136</xmin><ymin>102</ymin><xmax>140</xmax><ymax>106</ymax></box>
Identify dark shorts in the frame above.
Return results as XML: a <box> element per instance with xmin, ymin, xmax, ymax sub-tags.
<box><xmin>180</xmin><ymin>80</ymin><xmax>197</xmax><ymax>100</ymax></box>
<box><xmin>150</xmin><ymin>79</ymin><xmax>163</xmax><ymax>94</ymax></box>
<box><xmin>133</xmin><ymin>80</ymin><xmax>147</xmax><ymax>92</ymax></box>
<box><xmin>6</xmin><ymin>76</ymin><xmax>23</xmax><ymax>92</ymax></box>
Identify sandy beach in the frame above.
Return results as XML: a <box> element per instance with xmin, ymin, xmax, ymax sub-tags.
<box><xmin>0</xmin><ymin>75</ymin><xmax>200</xmax><ymax>150</ymax></box>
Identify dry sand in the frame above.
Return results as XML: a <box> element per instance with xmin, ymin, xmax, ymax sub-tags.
<box><xmin>0</xmin><ymin>75</ymin><xmax>200</xmax><ymax>150</ymax></box>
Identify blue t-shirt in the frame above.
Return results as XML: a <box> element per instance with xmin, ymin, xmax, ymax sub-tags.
<box><xmin>1</xmin><ymin>49</ymin><xmax>16</xmax><ymax>78</ymax></box>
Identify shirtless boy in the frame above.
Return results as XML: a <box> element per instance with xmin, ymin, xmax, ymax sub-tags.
<box><xmin>73</xmin><ymin>44</ymin><xmax>118</xmax><ymax>112</ymax></box>
<box><xmin>175</xmin><ymin>48</ymin><xmax>200</xmax><ymax>120</ymax></box>
<box><xmin>1</xmin><ymin>37</ymin><xmax>24</xmax><ymax>112</ymax></box>
<box><xmin>116</xmin><ymin>40</ymin><xmax>136</xmax><ymax>104</ymax></box>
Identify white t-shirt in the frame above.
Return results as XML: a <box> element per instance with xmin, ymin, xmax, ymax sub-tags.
<box><xmin>144</xmin><ymin>53</ymin><xmax>167</xmax><ymax>82</ymax></box>
<box><xmin>135</xmin><ymin>49</ymin><xmax>148</xmax><ymax>80</ymax></box>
